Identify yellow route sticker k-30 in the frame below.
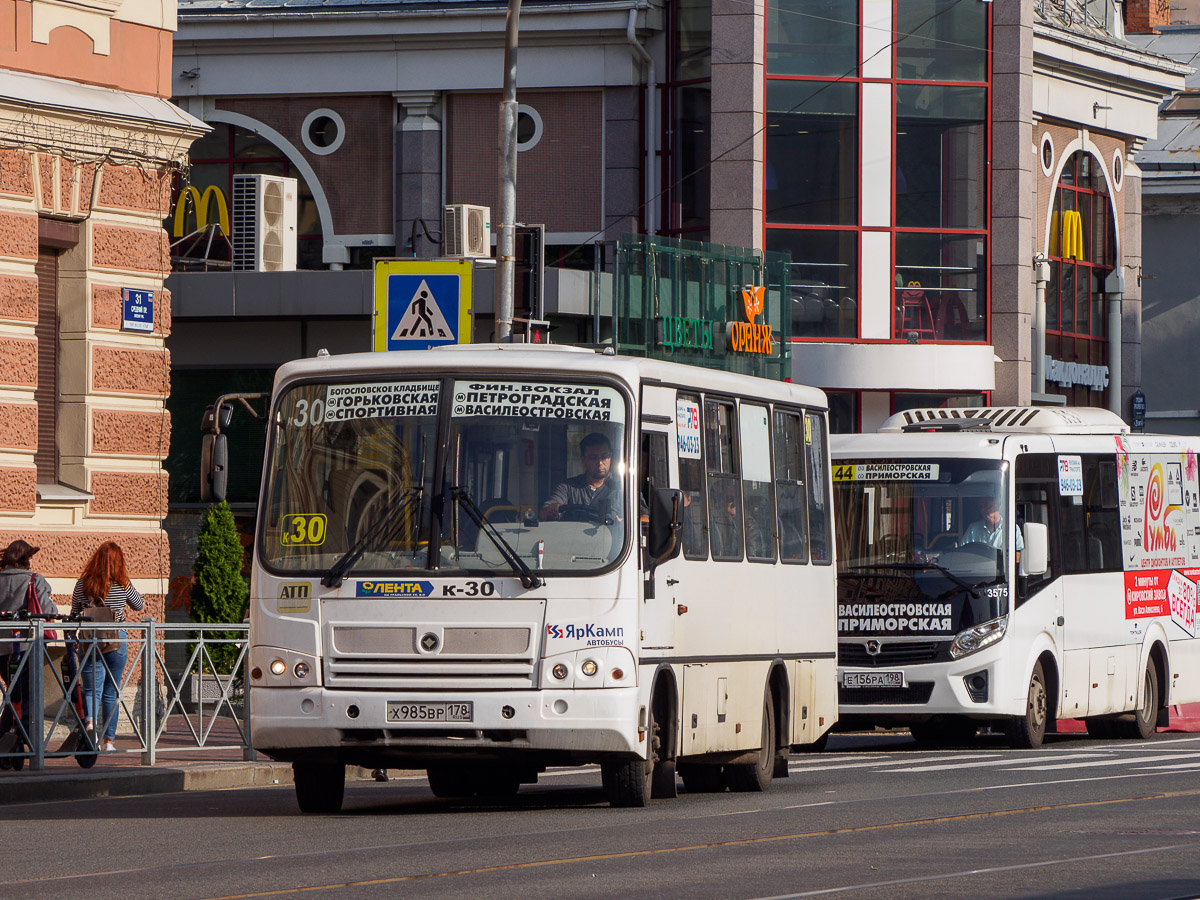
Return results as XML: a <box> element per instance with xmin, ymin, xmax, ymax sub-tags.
<box><xmin>280</xmin><ymin>513</ymin><xmax>327</xmax><ymax>546</ymax></box>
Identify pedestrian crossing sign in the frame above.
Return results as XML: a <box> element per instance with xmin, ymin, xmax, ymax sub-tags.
<box><xmin>373</xmin><ymin>259</ymin><xmax>473</xmax><ymax>351</ymax></box>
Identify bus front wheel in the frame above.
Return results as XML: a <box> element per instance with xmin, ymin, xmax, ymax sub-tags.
<box><xmin>602</xmin><ymin>704</ymin><xmax>659</xmax><ymax>807</ymax></box>
<box><xmin>1006</xmin><ymin>661</ymin><xmax>1048</xmax><ymax>749</ymax></box>
<box><xmin>293</xmin><ymin>761</ymin><xmax>345</xmax><ymax>814</ymax></box>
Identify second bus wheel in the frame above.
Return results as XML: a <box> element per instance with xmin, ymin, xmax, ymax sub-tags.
<box><xmin>725</xmin><ymin>695</ymin><xmax>775</xmax><ymax>792</ymax></box>
<box><xmin>293</xmin><ymin>761</ymin><xmax>345</xmax><ymax>814</ymax></box>
<box><xmin>1118</xmin><ymin>663</ymin><xmax>1159</xmax><ymax>740</ymax></box>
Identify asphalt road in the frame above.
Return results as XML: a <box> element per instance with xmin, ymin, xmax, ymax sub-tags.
<box><xmin>6</xmin><ymin>730</ymin><xmax>1200</xmax><ymax>900</ymax></box>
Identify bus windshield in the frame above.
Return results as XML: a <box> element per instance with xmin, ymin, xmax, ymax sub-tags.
<box><xmin>833</xmin><ymin>458</ymin><xmax>1011</xmax><ymax>611</ymax></box>
<box><xmin>260</xmin><ymin>376</ymin><xmax>629</xmax><ymax>576</ymax></box>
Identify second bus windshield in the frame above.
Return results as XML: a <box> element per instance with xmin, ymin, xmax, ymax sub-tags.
<box><xmin>833</xmin><ymin>459</ymin><xmax>1013</xmax><ymax>594</ymax></box>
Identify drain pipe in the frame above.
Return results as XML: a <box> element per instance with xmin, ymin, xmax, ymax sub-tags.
<box><xmin>1033</xmin><ymin>255</ymin><xmax>1049</xmax><ymax>396</ymax></box>
<box><xmin>627</xmin><ymin>7</ymin><xmax>657</xmax><ymax>235</ymax></box>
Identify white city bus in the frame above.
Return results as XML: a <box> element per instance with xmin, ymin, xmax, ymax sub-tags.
<box><xmin>244</xmin><ymin>345</ymin><xmax>837</xmax><ymax>811</ymax></box>
<box><xmin>831</xmin><ymin>406</ymin><xmax>1200</xmax><ymax>748</ymax></box>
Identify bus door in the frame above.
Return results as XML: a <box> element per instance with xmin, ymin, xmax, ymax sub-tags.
<box><xmin>638</xmin><ymin>384</ymin><xmax>682</xmax><ymax>651</ymax></box>
<box><xmin>1015</xmin><ymin>447</ymin><xmax>1083</xmax><ymax>714</ymax></box>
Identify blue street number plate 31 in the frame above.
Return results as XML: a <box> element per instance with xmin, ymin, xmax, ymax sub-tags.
<box><xmin>387</xmin><ymin>701</ymin><xmax>474</xmax><ymax>722</ymax></box>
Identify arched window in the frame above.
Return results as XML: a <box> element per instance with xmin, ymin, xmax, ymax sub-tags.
<box><xmin>1046</xmin><ymin>151</ymin><xmax>1116</xmax><ymax>404</ymax></box>
<box><xmin>168</xmin><ymin>123</ymin><xmax>322</xmax><ymax>270</ymax></box>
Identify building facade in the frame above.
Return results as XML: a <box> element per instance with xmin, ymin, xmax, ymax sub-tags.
<box><xmin>168</xmin><ymin>0</ymin><xmax>1185</xmax><ymax>441</ymax></box>
<box><xmin>1</xmin><ymin>0</ymin><xmax>203</xmax><ymax>611</ymax></box>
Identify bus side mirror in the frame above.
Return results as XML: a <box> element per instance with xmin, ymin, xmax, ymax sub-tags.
<box><xmin>201</xmin><ymin>432</ymin><xmax>228</xmax><ymax>503</ymax></box>
<box><xmin>1020</xmin><ymin>522</ymin><xmax>1048</xmax><ymax>577</ymax></box>
<box><xmin>647</xmin><ymin>488</ymin><xmax>683</xmax><ymax>566</ymax></box>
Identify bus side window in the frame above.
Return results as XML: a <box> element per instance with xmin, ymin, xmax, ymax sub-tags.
<box><xmin>1085</xmin><ymin>457</ymin><xmax>1120</xmax><ymax>572</ymax></box>
<box><xmin>640</xmin><ymin>431</ymin><xmax>668</xmax><ymax>521</ymax></box>
<box><xmin>773</xmin><ymin>409</ymin><xmax>808</xmax><ymax>564</ymax></box>
<box><xmin>706</xmin><ymin>399</ymin><xmax>743</xmax><ymax>561</ymax></box>
<box><xmin>679</xmin><ymin>392</ymin><xmax>708</xmax><ymax>560</ymax></box>
<box><xmin>1015</xmin><ymin>454</ymin><xmax>1057</xmax><ymax>604</ymax></box>
<box><xmin>739</xmin><ymin>403</ymin><xmax>775</xmax><ymax>562</ymax></box>
<box><xmin>805</xmin><ymin>411</ymin><xmax>832</xmax><ymax>565</ymax></box>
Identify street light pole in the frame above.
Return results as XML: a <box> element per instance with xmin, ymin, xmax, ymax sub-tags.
<box><xmin>495</xmin><ymin>0</ymin><xmax>522</xmax><ymax>342</ymax></box>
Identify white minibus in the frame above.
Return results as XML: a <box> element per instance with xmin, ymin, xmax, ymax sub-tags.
<box><xmin>241</xmin><ymin>345</ymin><xmax>838</xmax><ymax>810</ymax></box>
<box><xmin>832</xmin><ymin>406</ymin><xmax>1200</xmax><ymax>748</ymax></box>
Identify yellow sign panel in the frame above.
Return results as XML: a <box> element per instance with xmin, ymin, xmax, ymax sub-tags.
<box><xmin>373</xmin><ymin>259</ymin><xmax>473</xmax><ymax>351</ymax></box>
<box><xmin>280</xmin><ymin>513</ymin><xmax>327</xmax><ymax>546</ymax></box>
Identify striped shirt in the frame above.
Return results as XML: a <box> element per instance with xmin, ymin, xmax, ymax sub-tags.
<box><xmin>70</xmin><ymin>580</ymin><xmax>145</xmax><ymax>623</ymax></box>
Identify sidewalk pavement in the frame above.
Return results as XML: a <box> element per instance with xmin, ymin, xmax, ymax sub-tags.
<box><xmin>0</xmin><ymin>712</ymin><xmax>419</xmax><ymax>806</ymax></box>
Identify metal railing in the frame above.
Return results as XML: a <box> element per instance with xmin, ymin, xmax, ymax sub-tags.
<box><xmin>0</xmin><ymin>620</ymin><xmax>253</xmax><ymax>771</ymax></box>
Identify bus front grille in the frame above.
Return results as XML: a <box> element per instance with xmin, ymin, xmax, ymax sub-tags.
<box><xmin>326</xmin><ymin>657</ymin><xmax>535</xmax><ymax>690</ymax></box>
<box><xmin>838</xmin><ymin>641</ymin><xmax>945</xmax><ymax>667</ymax></box>
<box><xmin>838</xmin><ymin>682</ymin><xmax>935</xmax><ymax>705</ymax></box>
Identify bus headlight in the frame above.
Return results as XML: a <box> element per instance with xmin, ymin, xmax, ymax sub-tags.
<box><xmin>552</xmin><ymin>663</ymin><xmax>569</xmax><ymax>680</ymax></box>
<box><xmin>950</xmin><ymin>616</ymin><xmax>1008</xmax><ymax>660</ymax></box>
<box><xmin>293</xmin><ymin>661</ymin><xmax>311</xmax><ymax>679</ymax></box>
<box><xmin>269</xmin><ymin>658</ymin><xmax>287</xmax><ymax>676</ymax></box>
<box><xmin>581</xmin><ymin>659</ymin><xmax>598</xmax><ymax>677</ymax></box>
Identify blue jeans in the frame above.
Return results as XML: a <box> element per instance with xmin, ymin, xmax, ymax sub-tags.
<box><xmin>81</xmin><ymin>633</ymin><xmax>127</xmax><ymax>742</ymax></box>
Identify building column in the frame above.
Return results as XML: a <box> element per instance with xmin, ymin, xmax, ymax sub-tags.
<box><xmin>708</xmin><ymin>0</ymin><xmax>763</xmax><ymax>250</ymax></box>
<box><xmin>1121</xmin><ymin>153</ymin><xmax>1144</xmax><ymax>416</ymax></box>
<box><xmin>394</xmin><ymin>92</ymin><xmax>443</xmax><ymax>259</ymax></box>
<box><xmin>990</xmin><ymin>0</ymin><xmax>1034</xmax><ymax>406</ymax></box>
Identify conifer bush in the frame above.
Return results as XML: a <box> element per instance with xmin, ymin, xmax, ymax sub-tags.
<box><xmin>190</xmin><ymin>500</ymin><xmax>250</xmax><ymax>674</ymax></box>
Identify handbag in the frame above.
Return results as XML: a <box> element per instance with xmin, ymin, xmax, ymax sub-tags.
<box><xmin>79</xmin><ymin>599</ymin><xmax>118</xmax><ymax>654</ymax></box>
<box><xmin>24</xmin><ymin>572</ymin><xmax>57</xmax><ymax>641</ymax></box>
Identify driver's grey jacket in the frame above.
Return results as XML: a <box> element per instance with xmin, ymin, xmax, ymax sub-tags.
<box><xmin>547</xmin><ymin>474</ymin><xmax>621</xmax><ymax>514</ymax></box>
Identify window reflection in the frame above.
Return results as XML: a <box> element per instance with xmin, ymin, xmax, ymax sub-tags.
<box><xmin>896</xmin><ymin>85</ymin><xmax>987</xmax><ymax>230</ymax></box>
<box><xmin>767</xmin><ymin>0</ymin><xmax>858</xmax><ymax>77</ymax></box>
<box><xmin>673</xmin><ymin>85</ymin><xmax>711</xmax><ymax>231</ymax></box>
<box><xmin>768</xmin><ymin>228</ymin><xmax>857</xmax><ymax>338</ymax></box>
<box><xmin>894</xmin><ymin>233</ymin><xmax>986</xmax><ymax>341</ymax></box>
<box><xmin>896</xmin><ymin>0</ymin><xmax>988</xmax><ymax>83</ymax></box>
<box><xmin>766</xmin><ymin>80</ymin><xmax>858</xmax><ymax>225</ymax></box>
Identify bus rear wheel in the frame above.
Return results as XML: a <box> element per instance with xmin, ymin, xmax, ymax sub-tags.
<box><xmin>725</xmin><ymin>696</ymin><xmax>775</xmax><ymax>793</ymax></box>
<box><xmin>1006</xmin><ymin>661</ymin><xmax>1048</xmax><ymax>749</ymax></box>
<box><xmin>1118</xmin><ymin>664</ymin><xmax>1159</xmax><ymax>740</ymax></box>
<box><xmin>293</xmin><ymin>761</ymin><xmax>345</xmax><ymax>814</ymax></box>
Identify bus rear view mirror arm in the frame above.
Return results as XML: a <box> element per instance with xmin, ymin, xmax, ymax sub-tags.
<box><xmin>647</xmin><ymin>488</ymin><xmax>684</xmax><ymax>570</ymax></box>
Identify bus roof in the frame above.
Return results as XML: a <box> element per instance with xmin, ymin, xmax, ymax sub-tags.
<box><xmin>272</xmin><ymin>345</ymin><xmax>829</xmax><ymax>410</ymax></box>
<box><xmin>878</xmin><ymin>406</ymin><xmax>1130</xmax><ymax>435</ymax></box>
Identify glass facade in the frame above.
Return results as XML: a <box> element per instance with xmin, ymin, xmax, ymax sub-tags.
<box><xmin>1046</xmin><ymin>151</ymin><xmax>1115</xmax><ymax>406</ymax></box>
<box><xmin>764</xmin><ymin>0</ymin><xmax>990</xmax><ymax>343</ymax></box>
<box><xmin>666</xmin><ymin>0</ymin><xmax>713</xmax><ymax>236</ymax></box>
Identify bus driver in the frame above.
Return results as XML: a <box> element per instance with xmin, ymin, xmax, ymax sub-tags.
<box><xmin>960</xmin><ymin>495</ymin><xmax>1023</xmax><ymax>558</ymax></box>
<box><xmin>540</xmin><ymin>433</ymin><xmax>621</xmax><ymax>521</ymax></box>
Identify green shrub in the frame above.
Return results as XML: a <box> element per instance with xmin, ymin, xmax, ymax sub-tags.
<box><xmin>191</xmin><ymin>500</ymin><xmax>250</xmax><ymax>674</ymax></box>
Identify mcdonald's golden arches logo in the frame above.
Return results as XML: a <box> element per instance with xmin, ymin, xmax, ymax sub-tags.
<box><xmin>172</xmin><ymin>184</ymin><xmax>230</xmax><ymax>239</ymax></box>
<box><xmin>1058</xmin><ymin>209</ymin><xmax>1084</xmax><ymax>261</ymax></box>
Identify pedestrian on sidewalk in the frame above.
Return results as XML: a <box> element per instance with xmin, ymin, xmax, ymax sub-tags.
<box><xmin>0</xmin><ymin>540</ymin><xmax>52</xmax><ymax>764</ymax></box>
<box><xmin>71</xmin><ymin>542</ymin><xmax>144</xmax><ymax>753</ymax></box>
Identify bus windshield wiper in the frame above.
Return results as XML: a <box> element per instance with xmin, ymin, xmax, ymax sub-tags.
<box><xmin>847</xmin><ymin>562</ymin><xmax>980</xmax><ymax>598</ymax></box>
<box><xmin>451</xmin><ymin>486</ymin><xmax>543</xmax><ymax>589</ymax></box>
<box><xmin>322</xmin><ymin>486</ymin><xmax>423</xmax><ymax>588</ymax></box>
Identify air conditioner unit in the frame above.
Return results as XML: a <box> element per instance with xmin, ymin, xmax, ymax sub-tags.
<box><xmin>443</xmin><ymin>204</ymin><xmax>491</xmax><ymax>258</ymax></box>
<box><xmin>232</xmin><ymin>174</ymin><xmax>298</xmax><ymax>272</ymax></box>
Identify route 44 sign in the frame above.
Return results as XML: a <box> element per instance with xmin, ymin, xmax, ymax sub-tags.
<box><xmin>373</xmin><ymin>259</ymin><xmax>473</xmax><ymax>351</ymax></box>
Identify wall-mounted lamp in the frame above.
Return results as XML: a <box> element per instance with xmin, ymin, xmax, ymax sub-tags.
<box><xmin>1093</xmin><ymin>101</ymin><xmax>1113</xmax><ymax>118</ymax></box>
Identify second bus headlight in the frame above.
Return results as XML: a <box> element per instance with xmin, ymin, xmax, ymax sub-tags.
<box><xmin>950</xmin><ymin>616</ymin><xmax>1008</xmax><ymax>660</ymax></box>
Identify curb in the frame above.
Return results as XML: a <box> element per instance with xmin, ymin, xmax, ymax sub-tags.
<box><xmin>0</xmin><ymin>763</ymin><xmax>401</xmax><ymax>805</ymax></box>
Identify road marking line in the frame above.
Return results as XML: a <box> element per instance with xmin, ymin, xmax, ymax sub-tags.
<box><xmin>884</xmin><ymin>752</ymin><xmax>1107</xmax><ymax>772</ymax></box>
<box><xmin>789</xmin><ymin>754</ymin><xmax>1000</xmax><ymax>772</ymax></box>
<box><xmin>1008</xmin><ymin>752</ymin><xmax>1200</xmax><ymax>771</ymax></box>
<box><xmin>748</xmin><ymin>841</ymin><xmax>1200</xmax><ymax>899</ymax></box>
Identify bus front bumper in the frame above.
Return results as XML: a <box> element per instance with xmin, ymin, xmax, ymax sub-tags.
<box><xmin>837</xmin><ymin>645</ymin><xmax>1019</xmax><ymax>723</ymax></box>
<box><xmin>250</xmin><ymin>685</ymin><xmax>645</xmax><ymax>759</ymax></box>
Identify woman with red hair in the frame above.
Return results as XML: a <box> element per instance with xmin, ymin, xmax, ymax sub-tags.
<box><xmin>70</xmin><ymin>542</ymin><xmax>144</xmax><ymax>752</ymax></box>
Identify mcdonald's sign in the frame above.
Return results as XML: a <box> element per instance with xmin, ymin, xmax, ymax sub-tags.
<box><xmin>171</xmin><ymin>184</ymin><xmax>230</xmax><ymax>239</ymax></box>
<box><xmin>1059</xmin><ymin>209</ymin><xmax>1084</xmax><ymax>261</ymax></box>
